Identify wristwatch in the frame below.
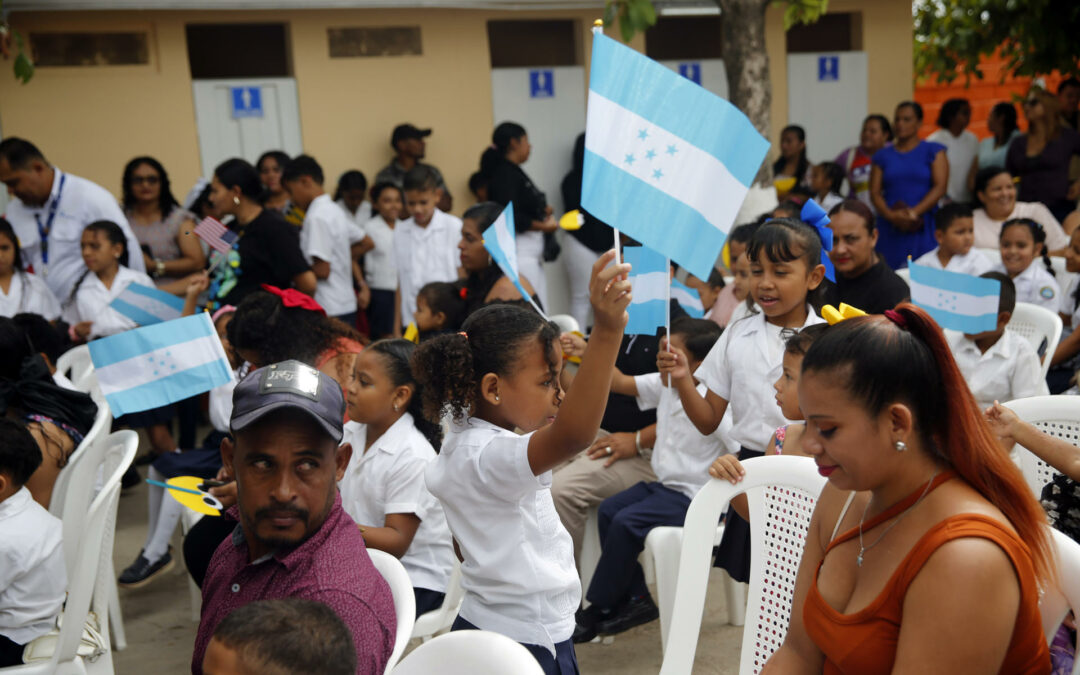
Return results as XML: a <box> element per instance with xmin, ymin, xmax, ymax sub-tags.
<box><xmin>636</xmin><ymin>429</ymin><xmax>653</xmax><ymax>461</ymax></box>
<box><xmin>153</xmin><ymin>258</ymin><xmax>166</xmax><ymax>278</ymax></box>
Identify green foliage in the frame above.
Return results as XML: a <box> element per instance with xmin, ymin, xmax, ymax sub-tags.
<box><xmin>603</xmin><ymin>0</ymin><xmax>658</xmax><ymax>43</ymax></box>
<box><xmin>0</xmin><ymin>0</ymin><xmax>36</xmax><ymax>84</ymax></box>
<box><xmin>775</xmin><ymin>0</ymin><xmax>830</xmax><ymax>31</ymax></box>
<box><xmin>914</xmin><ymin>0</ymin><xmax>1080</xmax><ymax>84</ymax></box>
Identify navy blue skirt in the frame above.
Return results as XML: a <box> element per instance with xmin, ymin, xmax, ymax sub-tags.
<box><xmin>451</xmin><ymin>616</ymin><xmax>579</xmax><ymax>675</ymax></box>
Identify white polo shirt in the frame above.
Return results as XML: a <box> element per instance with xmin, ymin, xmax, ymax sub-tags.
<box><xmin>947</xmin><ymin>330</ymin><xmax>1048</xmax><ymax>410</ymax></box>
<box><xmin>4</xmin><ymin>168</ymin><xmax>145</xmax><ymax>301</ymax></box>
<box><xmin>62</xmin><ymin>265</ymin><xmax>156</xmax><ymax>339</ymax></box>
<box><xmin>697</xmin><ymin>306</ymin><xmax>824</xmax><ymax>452</ymax></box>
<box><xmin>300</xmin><ymin>194</ymin><xmax>364</xmax><ymax>317</ymax></box>
<box><xmin>0</xmin><ymin>271</ymin><xmax>60</xmax><ymax>320</ymax></box>
<box><xmin>992</xmin><ymin>261</ymin><xmax>1061</xmax><ymax>312</ymax></box>
<box><xmin>393</xmin><ymin>210</ymin><xmax>462</xmax><ymax>324</ymax></box>
<box><xmin>362</xmin><ymin>215</ymin><xmax>401</xmax><ymax>292</ymax></box>
<box><xmin>339</xmin><ymin>416</ymin><xmax>454</xmax><ymax>593</ymax></box>
<box><xmin>912</xmin><ymin>247</ymin><xmax>993</xmax><ymax>277</ymax></box>
<box><xmin>425</xmin><ymin>417</ymin><xmax>579</xmax><ymax>656</ymax></box>
<box><xmin>0</xmin><ymin>486</ymin><xmax>67</xmax><ymax>645</ymax></box>
<box><xmin>635</xmin><ymin>372</ymin><xmax>736</xmax><ymax>499</ymax></box>
<box><xmin>336</xmin><ymin>198</ymin><xmax>372</xmax><ymax>230</ymax></box>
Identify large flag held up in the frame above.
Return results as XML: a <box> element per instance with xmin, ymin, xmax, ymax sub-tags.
<box><xmin>908</xmin><ymin>263</ymin><xmax>1001</xmax><ymax>334</ymax></box>
<box><xmin>482</xmin><ymin>202</ymin><xmax>546</xmax><ymax>318</ymax></box>
<box><xmin>88</xmin><ymin>313</ymin><xmax>235</xmax><ymax>417</ymax></box>
<box><xmin>582</xmin><ymin>32</ymin><xmax>770</xmax><ymax>280</ymax></box>
<box><xmin>624</xmin><ymin>245</ymin><xmax>670</xmax><ymax>336</ymax></box>
<box><xmin>108</xmin><ymin>282</ymin><xmax>186</xmax><ymax>326</ymax></box>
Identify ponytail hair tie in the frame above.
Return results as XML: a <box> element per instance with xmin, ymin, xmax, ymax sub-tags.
<box><xmin>458</xmin><ymin>331</ymin><xmax>468</xmax><ymax>339</ymax></box>
<box><xmin>260</xmin><ymin>284</ymin><xmax>326</xmax><ymax>316</ymax></box>
<box><xmin>884</xmin><ymin>309</ymin><xmax>907</xmax><ymax>329</ymax></box>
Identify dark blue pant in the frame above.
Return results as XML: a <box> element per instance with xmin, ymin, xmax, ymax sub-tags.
<box><xmin>585</xmin><ymin>481</ymin><xmax>691</xmax><ymax>611</ymax></box>
<box><xmin>451</xmin><ymin>617</ymin><xmax>579</xmax><ymax>674</ymax></box>
<box><xmin>414</xmin><ymin>587</ymin><xmax>446</xmax><ymax>618</ymax></box>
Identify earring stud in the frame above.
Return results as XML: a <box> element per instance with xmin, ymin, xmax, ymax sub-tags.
<box><xmin>894</xmin><ymin>441</ymin><xmax>907</xmax><ymax>452</ymax></box>
<box><xmin>233</xmin><ymin>196</ymin><xmax>240</xmax><ymax>206</ymax></box>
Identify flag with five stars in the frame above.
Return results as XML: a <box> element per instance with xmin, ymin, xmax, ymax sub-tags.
<box><xmin>581</xmin><ymin>33</ymin><xmax>769</xmax><ymax>279</ymax></box>
<box><xmin>908</xmin><ymin>263</ymin><xmax>1000</xmax><ymax>333</ymax></box>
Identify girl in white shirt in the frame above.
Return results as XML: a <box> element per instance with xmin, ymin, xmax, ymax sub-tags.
<box><xmin>0</xmin><ymin>218</ymin><xmax>60</xmax><ymax>320</ymax></box>
<box><xmin>994</xmin><ymin>217</ymin><xmax>1060</xmax><ymax>312</ymax></box>
<box><xmin>339</xmin><ymin>338</ymin><xmax>455</xmax><ymax>617</ymax></box>
<box><xmin>361</xmin><ymin>183</ymin><xmax>404</xmax><ymax>339</ymax></box>
<box><xmin>416</xmin><ymin>251</ymin><xmax>630</xmax><ymax>673</ymax></box>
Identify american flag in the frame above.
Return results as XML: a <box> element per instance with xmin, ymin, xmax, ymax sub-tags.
<box><xmin>193</xmin><ymin>217</ymin><xmax>239</xmax><ymax>254</ymax></box>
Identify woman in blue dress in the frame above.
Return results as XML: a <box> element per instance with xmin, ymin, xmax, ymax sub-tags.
<box><xmin>870</xmin><ymin>101</ymin><xmax>948</xmax><ymax>269</ymax></box>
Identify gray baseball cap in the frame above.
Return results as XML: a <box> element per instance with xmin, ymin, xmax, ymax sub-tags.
<box><xmin>230</xmin><ymin>360</ymin><xmax>345</xmax><ymax>443</ymax></box>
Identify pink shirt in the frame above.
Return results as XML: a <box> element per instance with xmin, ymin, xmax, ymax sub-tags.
<box><xmin>191</xmin><ymin>494</ymin><xmax>396</xmax><ymax>674</ymax></box>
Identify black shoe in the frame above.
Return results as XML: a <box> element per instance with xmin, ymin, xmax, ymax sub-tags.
<box><xmin>596</xmin><ymin>595</ymin><xmax>659</xmax><ymax>636</ymax></box>
<box><xmin>118</xmin><ymin>548</ymin><xmax>175</xmax><ymax>588</ymax></box>
<box><xmin>121</xmin><ymin>466</ymin><xmax>142</xmax><ymax>491</ymax></box>
<box><xmin>571</xmin><ymin>605</ymin><xmax>609</xmax><ymax>644</ymax></box>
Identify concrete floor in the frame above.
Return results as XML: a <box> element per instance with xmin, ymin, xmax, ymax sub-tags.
<box><xmin>109</xmin><ymin>465</ymin><xmax>744</xmax><ymax>674</ymax></box>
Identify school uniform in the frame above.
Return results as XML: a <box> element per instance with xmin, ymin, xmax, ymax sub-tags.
<box><xmin>585</xmin><ymin>373</ymin><xmax>735</xmax><ymax>611</ymax></box>
<box><xmin>697</xmin><ymin>305</ymin><xmax>824</xmax><ymax>582</ymax></box>
<box><xmin>426</xmin><ymin>417</ymin><xmax>579</xmax><ymax>674</ymax></box>
<box><xmin>0</xmin><ymin>271</ymin><xmax>60</xmax><ymax>320</ymax></box>
<box><xmin>393</xmin><ymin>210</ymin><xmax>462</xmax><ymax>325</ymax></box>
<box><xmin>300</xmin><ymin>194</ymin><xmax>364</xmax><ymax>322</ymax></box>
<box><xmin>362</xmin><ymin>214</ymin><xmax>401</xmax><ymax>338</ymax></box>
<box><xmin>947</xmin><ymin>330</ymin><xmax>1049</xmax><ymax>410</ymax></box>
<box><xmin>63</xmin><ymin>265</ymin><xmax>156</xmax><ymax>339</ymax></box>
<box><xmin>992</xmin><ymin>261</ymin><xmax>1061</xmax><ymax>312</ymax></box>
<box><xmin>912</xmin><ymin>248</ymin><xmax>993</xmax><ymax>277</ymax></box>
<box><xmin>0</xmin><ymin>487</ymin><xmax>67</xmax><ymax>666</ymax></box>
<box><xmin>339</xmin><ymin>415</ymin><xmax>455</xmax><ymax>617</ymax></box>
<box><xmin>335</xmin><ymin>198</ymin><xmax>372</xmax><ymax>230</ymax></box>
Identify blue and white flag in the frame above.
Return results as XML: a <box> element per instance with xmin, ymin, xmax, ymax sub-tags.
<box><xmin>88</xmin><ymin>313</ymin><xmax>235</xmax><ymax>417</ymax></box>
<box><xmin>109</xmin><ymin>283</ymin><xmax>186</xmax><ymax>326</ymax></box>
<box><xmin>624</xmin><ymin>246</ymin><xmax>669</xmax><ymax>335</ymax></box>
<box><xmin>483</xmin><ymin>202</ymin><xmax>546</xmax><ymax>317</ymax></box>
<box><xmin>582</xmin><ymin>33</ymin><xmax>770</xmax><ymax>280</ymax></box>
<box><xmin>670</xmin><ymin>278</ymin><xmax>704</xmax><ymax>318</ymax></box>
<box><xmin>909</xmin><ymin>263</ymin><xmax>1001</xmax><ymax>333</ymax></box>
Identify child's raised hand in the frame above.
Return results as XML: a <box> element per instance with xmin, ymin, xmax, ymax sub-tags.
<box><xmin>709</xmin><ymin>453</ymin><xmax>746</xmax><ymax>484</ymax></box>
<box><xmin>589</xmin><ymin>249</ymin><xmax>631</xmax><ymax>333</ymax></box>
<box><xmin>657</xmin><ymin>338</ymin><xmax>691</xmax><ymax>382</ymax></box>
<box><xmin>984</xmin><ymin>401</ymin><xmax>1020</xmax><ymax>440</ymax></box>
<box><xmin>560</xmin><ymin>332</ymin><xmax>587</xmax><ymax>358</ymax></box>
<box><xmin>185</xmin><ymin>271</ymin><xmax>209</xmax><ymax>298</ymax></box>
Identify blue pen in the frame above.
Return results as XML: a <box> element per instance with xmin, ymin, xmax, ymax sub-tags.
<box><xmin>145</xmin><ymin>478</ymin><xmax>203</xmax><ymax>496</ymax></box>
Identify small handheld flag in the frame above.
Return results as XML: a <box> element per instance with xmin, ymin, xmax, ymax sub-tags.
<box><xmin>908</xmin><ymin>263</ymin><xmax>1001</xmax><ymax>333</ymax></box>
<box><xmin>193</xmin><ymin>217</ymin><xmax>239</xmax><ymax>254</ymax></box>
<box><xmin>624</xmin><ymin>246</ymin><xmax>670</xmax><ymax>335</ymax></box>
<box><xmin>87</xmin><ymin>313</ymin><xmax>235</xmax><ymax>417</ymax></box>
<box><xmin>483</xmin><ymin>202</ymin><xmax>547</xmax><ymax>318</ymax></box>
<box><xmin>670</xmin><ymin>278</ymin><xmax>704</xmax><ymax>318</ymax></box>
<box><xmin>109</xmin><ymin>283</ymin><xmax>185</xmax><ymax>326</ymax></box>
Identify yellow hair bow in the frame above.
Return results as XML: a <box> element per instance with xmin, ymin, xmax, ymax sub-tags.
<box><xmin>821</xmin><ymin>303</ymin><xmax>867</xmax><ymax>326</ymax></box>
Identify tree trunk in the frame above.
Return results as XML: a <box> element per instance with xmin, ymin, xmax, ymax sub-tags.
<box><xmin>719</xmin><ymin>0</ymin><xmax>773</xmax><ymax>187</ymax></box>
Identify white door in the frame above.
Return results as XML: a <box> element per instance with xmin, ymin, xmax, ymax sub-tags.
<box><xmin>191</xmin><ymin>78</ymin><xmax>303</xmax><ymax>176</ymax></box>
<box><xmin>658</xmin><ymin>59</ymin><xmax>729</xmax><ymax>100</ymax></box>
<box><xmin>491</xmin><ymin>66</ymin><xmax>586</xmax><ymax>316</ymax></box>
<box><xmin>786</xmin><ymin>53</ymin><xmax>868</xmax><ymax>164</ymax></box>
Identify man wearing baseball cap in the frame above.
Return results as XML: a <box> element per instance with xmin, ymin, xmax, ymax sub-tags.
<box><xmin>191</xmin><ymin>360</ymin><xmax>395</xmax><ymax>675</ymax></box>
<box><xmin>373</xmin><ymin>123</ymin><xmax>453</xmax><ymax>212</ymax></box>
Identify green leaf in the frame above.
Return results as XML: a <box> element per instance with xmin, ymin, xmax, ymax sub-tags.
<box><xmin>14</xmin><ymin>52</ymin><xmax>33</xmax><ymax>84</ymax></box>
<box><xmin>602</xmin><ymin>2</ymin><xmax>617</xmax><ymax>28</ymax></box>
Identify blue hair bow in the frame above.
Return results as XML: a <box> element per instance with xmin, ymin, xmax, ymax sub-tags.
<box><xmin>801</xmin><ymin>199</ymin><xmax>835</xmax><ymax>282</ymax></box>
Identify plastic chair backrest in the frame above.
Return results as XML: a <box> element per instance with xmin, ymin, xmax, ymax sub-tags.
<box><xmin>660</xmin><ymin>456</ymin><xmax>827</xmax><ymax>675</ymax></box>
<box><xmin>1002</xmin><ymin>395</ymin><xmax>1079</xmax><ymax>498</ymax></box>
<box><xmin>89</xmin><ymin>431</ymin><xmax>136</xmax><ymax>655</ymax></box>
<box><xmin>48</xmin><ymin>399</ymin><xmax>112</xmax><ymax>520</ymax></box>
<box><xmin>1006</xmin><ymin>303</ymin><xmax>1063</xmax><ymax>380</ymax></box>
<box><xmin>56</xmin><ymin>345</ymin><xmax>94</xmax><ymax>388</ymax></box>
<box><xmin>391</xmin><ymin>629</ymin><xmax>545</xmax><ymax>675</ymax></box>
<box><xmin>1040</xmin><ymin>528</ymin><xmax>1080</xmax><ymax>675</ymax></box>
<box><xmin>367</xmin><ymin>549</ymin><xmax>416</xmax><ymax>674</ymax></box>
<box><xmin>548</xmin><ymin>313</ymin><xmax>580</xmax><ymax>335</ymax></box>
<box><xmin>411</xmin><ymin>558</ymin><xmax>463</xmax><ymax>640</ymax></box>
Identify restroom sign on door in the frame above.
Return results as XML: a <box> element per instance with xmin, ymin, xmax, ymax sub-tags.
<box><xmin>530</xmin><ymin>70</ymin><xmax>554</xmax><ymax>98</ymax></box>
<box><xmin>818</xmin><ymin>56</ymin><xmax>839</xmax><ymax>82</ymax></box>
<box><xmin>230</xmin><ymin>87</ymin><xmax>264</xmax><ymax>118</ymax></box>
<box><xmin>678</xmin><ymin>63</ymin><xmax>701</xmax><ymax>85</ymax></box>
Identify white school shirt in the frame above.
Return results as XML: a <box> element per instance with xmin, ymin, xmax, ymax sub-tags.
<box><xmin>393</xmin><ymin>210</ymin><xmax>462</xmax><ymax>324</ymax></box>
<box><xmin>947</xmin><ymin>330</ymin><xmax>1048</xmax><ymax>410</ymax></box>
<box><xmin>63</xmin><ymin>265</ymin><xmax>156</xmax><ymax>339</ymax></box>
<box><xmin>991</xmin><ymin>260</ymin><xmax>1061</xmax><ymax>312</ymax></box>
<box><xmin>1061</xmin><ymin>277</ymin><xmax>1080</xmax><ymax>328</ymax></box>
<box><xmin>339</xmin><ymin>415</ymin><xmax>455</xmax><ymax>593</ymax></box>
<box><xmin>208</xmin><ymin>363</ymin><xmax>247</xmax><ymax>433</ymax></box>
<box><xmin>912</xmin><ymin>247</ymin><xmax>993</xmax><ymax>277</ymax></box>
<box><xmin>362</xmin><ymin>215</ymin><xmax>401</xmax><ymax>291</ymax></box>
<box><xmin>425</xmin><ymin>417</ymin><xmax>579</xmax><ymax>655</ymax></box>
<box><xmin>927</xmin><ymin>128</ymin><xmax>979</xmax><ymax>203</ymax></box>
<box><xmin>698</xmin><ymin>306</ymin><xmax>824</xmax><ymax>452</ymax></box>
<box><xmin>0</xmin><ymin>487</ymin><xmax>67</xmax><ymax>645</ymax></box>
<box><xmin>634</xmin><ymin>372</ymin><xmax>737</xmax><ymax>499</ymax></box>
<box><xmin>4</xmin><ymin>168</ymin><xmax>146</xmax><ymax>301</ymax></box>
<box><xmin>0</xmin><ymin>272</ymin><xmax>60</xmax><ymax>320</ymax></box>
<box><xmin>300</xmin><ymin>194</ymin><xmax>363</xmax><ymax>317</ymax></box>
<box><xmin>336</xmin><ymin>198</ymin><xmax>372</xmax><ymax>230</ymax></box>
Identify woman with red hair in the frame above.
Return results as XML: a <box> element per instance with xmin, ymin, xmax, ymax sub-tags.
<box><xmin>764</xmin><ymin>304</ymin><xmax>1052</xmax><ymax>674</ymax></box>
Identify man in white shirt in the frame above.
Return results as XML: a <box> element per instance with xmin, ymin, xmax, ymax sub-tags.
<box><xmin>282</xmin><ymin>155</ymin><xmax>365</xmax><ymax>324</ymax></box>
<box><xmin>0</xmin><ymin>138</ymin><xmax>145</xmax><ymax>301</ymax></box>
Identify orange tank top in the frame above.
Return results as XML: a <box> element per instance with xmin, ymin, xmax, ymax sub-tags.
<box><xmin>803</xmin><ymin>475</ymin><xmax>1050</xmax><ymax>675</ymax></box>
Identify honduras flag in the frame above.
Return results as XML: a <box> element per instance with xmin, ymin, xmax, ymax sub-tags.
<box><xmin>109</xmin><ymin>283</ymin><xmax>185</xmax><ymax>326</ymax></box>
<box><xmin>582</xmin><ymin>33</ymin><xmax>769</xmax><ymax>280</ymax></box>
<box><xmin>483</xmin><ymin>202</ymin><xmax>546</xmax><ymax>317</ymax></box>
<box><xmin>909</xmin><ymin>263</ymin><xmax>1000</xmax><ymax>333</ymax></box>
<box><xmin>670</xmin><ymin>278</ymin><xmax>704</xmax><ymax>318</ymax></box>
<box><xmin>87</xmin><ymin>313</ymin><xmax>234</xmax><ymax>417</ymax></box>
<box><xmin>624</xmin><ymin>246</ymin><xmax>669</xmax><ymax>335</ymax></box>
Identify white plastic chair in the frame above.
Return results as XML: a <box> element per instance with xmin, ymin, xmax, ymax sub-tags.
<box><xmin>1</xmin><ymin>430</ymin><xmax>135</xmax><ymax>675</ymax></box>
<box><xmin>181</xmin><ymin>510</ymin><xmax>205</xmax><ymax>622</ymax></box>
<box><xmin>367</xmin><ymin>549</ymin><xmax>416</xmax><ymax>674</ymax></box>
<box><xmin>659</xmin><ymin>456</ymin><xmax>827</xmax><ymax>675</ymax></box>
<box><xmin>1002</xmin><ymin>395</ymin><xmax>1080</xmax><ymax>498</ymax></box>
<box><xmin>549</xmin><ymin>313</ymin><xmax>580</xmax><ymax>335</ymax></box>
<box><xmin>391</xmin><ymin>630</ymin><xmax>544</xmax><ymax>675</ymax></box>
<box><xmin>1007</xmin><ymin>302</ymin><xmax>1063</xmax><ymax>380</ymax></box>
<box><xmin>410</xmin><ymin>560</ymin><xmax>463</xmax><ymax>642</ymax></box>
<box><xmin>49</xmin><ymin>401</ymin><xmax>112</xmax><ymax>520</ymax></box>
<box><xmin>1039</xmin><ymin>528</ymin><xmax>1080</xmax><ymax>675</ymax></box>
<box><xmin>56</xmin><ymin>345</ymin><xmax>94</xmax><ymax>390</ymax></box>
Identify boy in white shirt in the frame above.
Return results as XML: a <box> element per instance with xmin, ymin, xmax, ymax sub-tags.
<box><xmin>0</xmin><ymin>419</ymin><xmax>67</xmax><ymax>666</ymax></box>
<box><xmin>574</xmin><ymin>318</ymin><xmax>735</xmax><ymax>642</ymax></box>
<box><xmin>947</xmin><ymin>271</ymin><xmax>1048</xmax><ymax>409</ymax></box>
<box><xmin>283</xmin><ymin>155</ymin><xmax>365</xmax><ymax>324</ymax></box>
<box><xmin>393</xmin><ymin>166</ymin><xmax>462</xmax><ymax>332</ymax></box>
<box><xmin>913</xmin><ymin>202</ymin><xmax>992</xmax><ymax>276</ymax></box>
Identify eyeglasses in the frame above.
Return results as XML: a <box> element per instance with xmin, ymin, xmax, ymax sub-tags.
<box><xmin>131</xmin><ymin>175</ymin><xmax>160</xmax><ymax>185</ymax></box>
